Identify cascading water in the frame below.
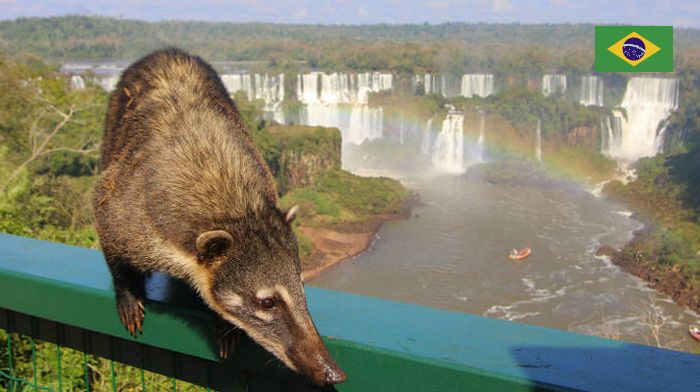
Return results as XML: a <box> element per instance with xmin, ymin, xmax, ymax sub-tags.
<box><xmin>297</xmin><ymin>72</ymin><xmax>392</xmax><ymax>145</ymax></box>
<box><xmin>600</xmin><ymin>117</ymin><xmax>608</xmax><ymax>155</ymax></box>
<box><xmin>414</xmin><ymin>74</ymin><xmax>461</xmax><ymax>97</ymax></box>
<box><xmin>92</xmin><ymin>75</ymin><xmax>119</xmax><ymax>92</ymax></box>
<box><xmin>542</xmin><ymin>74</ymin><xmax>567</xmax><ymax>97</ymax></box>
<box><xmin>606</xmin><ymin>77</ymin><xmax>679</xmax><ymax>162</ymax></box>
<box><xmin>70</xmin><ymin>75</ymin><xmax>85</xmax><ymax>90</ymax></box>
<box><xmin>461</xmin><ymin>74</ymin><xmax>495</xmax><ymax>98</ymax></box>
<box><xmin>346</xmin><ymin>106</ymin><xmax>384</xmax><ymax>144</ymax></box>
<box><xmin>535</xmin><ymin>119</ymin><xmax>542</xmax><ymax>163</ymax></box>
<box><xmin>221</xmin><ymin>74</ymin><xmax>255</xmax><ymax>99</ymax></box>
<box><xmin>580</xmin><ymin>75</ymin><xmax>604</xmax><ymax>107</ymax></box>
<box><xmin>221</xmin><ymin>73</ymin><xmax>285</xmax><ymax>122</ymax></box>
<box><xmin>413</xmin><ymin>74</ymin><xmax>441</xmax><ymax>96</ymax></box>
<box><xmin>432</xmin><ymin>112</ymin><xmax>465</xmax><ymax>173</ymax></box>
<box><xmin>297</xmin><ymin>73</ymin><xmax>322</xmax><ymax>104</ymax></box>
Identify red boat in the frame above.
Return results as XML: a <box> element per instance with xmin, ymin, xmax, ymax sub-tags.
<box><xmin>509</xmin><ymin>248</ymin><xmax>532</xmax><ymax>261</ymax></box>
<box><xmin>689</xmin><ymin>324</ymin><xmax>700</xmax><ymax>341</ymax></box>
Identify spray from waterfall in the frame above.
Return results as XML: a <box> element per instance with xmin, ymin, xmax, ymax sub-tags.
<box><xmin>535</xmin><ymin>119</ymin><xmax>542</xmax><ymax>163</ymax></box>
<box><xmin>420</xmin><ymin>118</ymin><xmax>433</xmax><ymax>157</ymax></box>
<box><xmin>477</xmin><ymin>112</ymin><xmax>486</xmax><ymax>163</ymax></box>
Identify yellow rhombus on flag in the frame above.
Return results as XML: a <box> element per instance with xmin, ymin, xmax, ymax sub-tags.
<box><xmin>608</xmin><ymin>32</ymin><xmax>661</xmax><ymax>67</ymax></box>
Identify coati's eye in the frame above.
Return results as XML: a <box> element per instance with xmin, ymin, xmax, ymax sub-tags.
<box><xmin>260</xmin><ymin>298</ymin><xmax>275</xmax><ymax>309</ymax></box>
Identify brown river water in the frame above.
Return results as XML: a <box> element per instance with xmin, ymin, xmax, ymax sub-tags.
<box><xmin>311</xmin><ymin>165</ymin><xmax>700</xmax><ymax>353</ymax></box>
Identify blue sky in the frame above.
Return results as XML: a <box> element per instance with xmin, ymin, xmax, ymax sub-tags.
<box><xmin>1</xmin><ymin>0</ymin><xmax>699</xmax><ymax>27</ymax></box>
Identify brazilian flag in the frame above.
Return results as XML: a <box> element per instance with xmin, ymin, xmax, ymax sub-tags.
<box><xmin>595</xmin><ymin>26</ymin><xmax>673</xmax><ymax>72</ymax></box>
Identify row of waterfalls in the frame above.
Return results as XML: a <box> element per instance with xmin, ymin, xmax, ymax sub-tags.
<box><xmin>220</xmin><ymin>74</ymin><xmax>286</xmax><ymax>123</ymax></box>
<box><xmin>62</xmin><ymin>64</ymin><xmax>680</xmax><ymax>172</ymax></box>
<box><xmin>295</xmin><ymin>72</ymin><xmax>393</xmax><ymax>145</ymax></box>
<box><xmin>412</xmin><ymin>74</ymin><xmax>495</xmax><ymax>98</ymax></box>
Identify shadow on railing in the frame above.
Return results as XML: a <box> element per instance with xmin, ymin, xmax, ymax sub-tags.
<box><xmin>1</xmin><ymin>233</ymin><xmax>700</xmax><ymax>391</ymax></box>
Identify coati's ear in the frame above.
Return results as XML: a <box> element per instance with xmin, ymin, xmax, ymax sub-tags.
<box><xmin>196</xmin><ymin>230</ymin><xmax>233</xmax><ymax>262</ymax></box>
<box><xmin>284</xmin><ymin>205</ymin><xmax>300</xmax><ymax>223</ymax></box>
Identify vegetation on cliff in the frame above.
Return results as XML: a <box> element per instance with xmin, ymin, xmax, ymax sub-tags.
<box><xmin>255</xmin><ymin>124</ymin><xmax>341</xmax><ymax>193</ymax></box>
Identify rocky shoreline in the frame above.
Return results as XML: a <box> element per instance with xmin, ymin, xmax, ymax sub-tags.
<box><xmin>598</xmin><ymin>228</ymin><xmax>700</xmax><ymax>315</ymax></box>
<box><xmin>299</xmin><ymin>194</ymin><xmax>418</xmax><ymax>281</ymax></box>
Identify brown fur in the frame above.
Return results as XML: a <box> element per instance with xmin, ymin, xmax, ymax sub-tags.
<box><xmin>93</xmin><ymin>48</ymin><xmax>344</xmax><ymax>385</ymax></box>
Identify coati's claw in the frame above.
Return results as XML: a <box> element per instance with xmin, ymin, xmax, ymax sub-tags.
<box><xmin>216</xmin><ymin>323</ymin><xmax>239</xmax><ymax>360</ymax></box>
<box><xmin>117</xmin><ymin>293</ymin><xmax>145</xmax><ymax>337</ymax></box>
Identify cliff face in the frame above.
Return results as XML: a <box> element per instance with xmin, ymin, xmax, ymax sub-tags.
<box><xmin>565</xmin><ymin>125</ymin><xmax>599</xmax><ymax>149</ymax></box>
<box><xmin>258</xmin><ymin>124</ymin><xmax>342</xmax><ymax>194</ymax></box>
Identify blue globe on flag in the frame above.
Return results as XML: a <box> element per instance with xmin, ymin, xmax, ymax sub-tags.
<box><xmin>622</xmin><ymin>37</ymin><xmax>646</xmax><ymax>61</ymax></box>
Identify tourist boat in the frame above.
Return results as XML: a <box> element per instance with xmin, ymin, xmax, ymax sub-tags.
<box><xmin>689</xmin><ymin>324</ymin><xmax>700</xmax><ymax>341</ymax></box>
<box><xmin>508</xmin><ymin>248</ymin><xmax>531</xmax><ymax>261</ymax></box>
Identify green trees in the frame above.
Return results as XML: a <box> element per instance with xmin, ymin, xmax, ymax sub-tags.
<box><xmin>0</xmin><ymin>56</ymin><xmax>105</xmax><ymax>247</ymax></box>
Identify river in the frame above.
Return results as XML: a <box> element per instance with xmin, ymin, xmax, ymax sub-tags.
<box><xmin>311</xmin><ymin>164</ymin><xmax>700</xmax><ymax>353</ymax></box>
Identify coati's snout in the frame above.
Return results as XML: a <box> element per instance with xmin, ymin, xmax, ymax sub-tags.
<box><xmin>195</xmin><ymin>209</ymin><xmax>346</xmax><ymax>386</ymax></box>
<box><xmin>216</xmin><ymin>283</ymin><xmax>347</xmax><ymax>385</ymax></box>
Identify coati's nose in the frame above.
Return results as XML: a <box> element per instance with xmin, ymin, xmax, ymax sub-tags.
<box><xmin>324</xmin><ymin>366</ymin><xmax>346</xmax><ymax>384</ymax></box>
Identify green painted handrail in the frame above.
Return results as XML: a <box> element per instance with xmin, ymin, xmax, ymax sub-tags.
<box><xmin>2</xmin><ymin>233</ymin><xmax>700</xmax><ymax>391</ymax></box>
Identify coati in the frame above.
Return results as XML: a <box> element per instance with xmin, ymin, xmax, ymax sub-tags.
<box><xmin>93</xmin><ymin>48</ymin><xmax>345</xmax><ymax>386</ymax></box>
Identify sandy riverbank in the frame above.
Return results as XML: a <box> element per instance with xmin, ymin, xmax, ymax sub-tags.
<box><xmin>299</xmin><ymin>196</ymin><xmax>417</xmax><ymax>281</ymax></box>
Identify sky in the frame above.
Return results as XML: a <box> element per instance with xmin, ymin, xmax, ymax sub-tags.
<box><xmin>1</xmin><ymin>0</ymin><xmax>699</xmax><ymax>28</ymax></box>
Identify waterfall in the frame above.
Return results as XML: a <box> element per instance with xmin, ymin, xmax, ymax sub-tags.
<box><xmin>461</xmin><ymin>74</ymin><xmax>495</xmax><ymax>98</ymax></box>
<box><xmin>300</xmin><ymin>103</ymin><xmax>383</xmax><ymax>145</ymax></box>
<box><xmin>477</xmin><ymin>113</ymin><xmax>486</xmax><ymax>163</ymax></box>
<box><xmin>69</xmin><ymin>75</ymin><xmax>85</xmax><ymax>91</ymax></box>
<box><xmin>542</xmin><ymin>74</ymin><xmax>567</xmax><ymax>97</ymax></box>
<box><xmin>606</xmin><ymin>77</ymin><xmax>679</xmax><ymax>161</ymax></box>
<box><xmin>297</xmin><ymin>73</ymin><xmax>322</xmax><ymax>104</ymax></box>
<box><xmin>221</xmin><ymin>73</ymin><xmax>285</xmax><ymax>122</ymax></box>
<box><xmin>432</xmin><ymin>112</ymin><xmax>465</xmax><ymax>173</ymax></box>
<box><xmin>600</xmin><ymin>117</ymin><xmax>608</xmax><ymax>154</ymax></box>
<box><xmin>535</xmin><ymin>119</ymin><xmax>542</xmax><ymax>163</ymax></box>
<box><xmin>297</xmin><ymin>72</ymin><xmax>391</xmax><ymax>145</ymax></box>
<box><xmin>92</xmin><ymin>75</ymin><xmax>119</xmax><ymax>92</ymax></box>
<box><xmin>221</xmin><ymin>74</ymin><xmax>254</xmax><ymax>99</ymax></box>
<box><xmin>580</xmin><ymin>75</ymin><xmax>604</xmax><ymax>107</ymax></box>
<box><xmin>298</xmin><ymin>72</ymin><xmax>392</xmax><ymax>105</ymax></box>
<box><xmin>414</xmin><ymin>74</ymin><xmax>461</xmax><ymax>97</ymax></box>
<box><xmin>347</xmin><ymin>106</ymin><xmax>384</xmax><ymax>144</ymax></box>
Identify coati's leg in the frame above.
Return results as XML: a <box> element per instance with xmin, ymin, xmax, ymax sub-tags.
<box><xmin>215</xmin><ymin>318</ymin><xmax>241</xmax><ymax>359</ymax></box>
<box><xmin>106</xmin><ymin>253</ymin><xmax>146</xmax><ymax>336</ymax></box>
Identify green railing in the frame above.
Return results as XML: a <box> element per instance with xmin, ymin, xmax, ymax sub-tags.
<box><xmin>2</xmin><ymin>233</ymin><xmax>700</xmax><ymax>391</ymax></box>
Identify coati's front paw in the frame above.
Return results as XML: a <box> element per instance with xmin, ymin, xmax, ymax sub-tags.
<box><xmin>116</xmin><ymin>292</ymin><xmax>145</xmax><ymax>336</ymax></box>
<box><xmin>216</xmin><ymin>324</ymin><xmax>241</xmax><ymax>359</ymax></box>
